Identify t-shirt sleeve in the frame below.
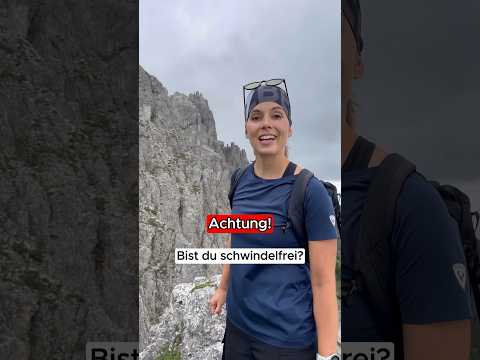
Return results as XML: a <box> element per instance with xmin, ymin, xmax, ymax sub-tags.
<box><xmin>393</xmin><ymin>174</ymin><xmax>474</xmax><ymax>323</ymax></box>
<box><xmin>304</xmin><ymin>177</ymin><xmax>338</xmax><ymax>241</ymax></box>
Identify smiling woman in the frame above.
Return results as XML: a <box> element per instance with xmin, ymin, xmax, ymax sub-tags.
<box><xmin>246</xmin><ymin>102</ymin><xmax>291</xmax><ymax>158</ymax></box>
<box><xmin>140</xmin><ymin>1</ymin><xmax>340</xmax><ymax>359</ymax></box>
<box><xmin>244</xmin><ymin>83</ymin><xmax>292</xmax><ymax>161</ymax></box>
<box><xmin>208</xmin><ymin>79</ymin><xmax>340</xmax><ymax>360</ymax></box>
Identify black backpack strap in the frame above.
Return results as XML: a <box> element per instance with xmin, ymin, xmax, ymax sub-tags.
<box><xmin>342</xmin><ymin>136</ymin><xmax>376</xmax><ymax>172</ymax></box>
<box><xmin>288</xmin><ymin>172</ymin><xmax>341</xmax><ymax>265</ymax></box>
<box><xmin>432</xmin><ymin>184</ymin><xmax>480</xmax><ymax>315</ymax></box>
<box><xmin>288</xmin><ymin>169</ymin><xmax>314</xmax><ymax>264</ymax></box>
<box><xmin>352</xmin><ymin>154</ymin><xmax>415</xmax><ymax>349</ymax></box>
<box><xmin>282</xmin><ymin>161</ymin><xmax>297</xmax><ymax>177</ymax></box>
<box><xmin>323</xmin><ymin>181</ymin><xmax>342</xmax><ymax>236</ymax></box>
<box><xmin>228</xmin><ymin>164</ymin><xmax>251</xmax><ymax>209</ymax></box>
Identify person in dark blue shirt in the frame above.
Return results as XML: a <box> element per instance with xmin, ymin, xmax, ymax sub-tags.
<box><xmin>341</xmin><ymin>1</ymin><xmax>473</xmax><ymax>359</ymax></box>
<box><xmin>209</xmin><ymin>82</ymin><xmax>339</xmax><ymax>360</ymax></box>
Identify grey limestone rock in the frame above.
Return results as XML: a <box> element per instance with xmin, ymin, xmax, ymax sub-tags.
<box><xmin>139</xmin><ymin>66</ymin><xmax>248</xmax><ymax>353</ymax></box>
<box><xmin>140</xmin><ymin>275</ymin><xmax>225</xmax><ymax>360</ymax></box>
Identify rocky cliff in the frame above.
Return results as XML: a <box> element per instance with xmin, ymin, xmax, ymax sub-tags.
<box><xmin>139</xmin><ymin>66</ymin><xmax>248</xmax><ymax>353</ymax></box>
<box><xmin>140</xmin><ymin>275</ymin><xmax>226</xmax><ymax>360</ymax></box>
<box><xmin>0</xmin><ymin>1</ymin><xmax>138</xmax><ymax>359</ymax></box>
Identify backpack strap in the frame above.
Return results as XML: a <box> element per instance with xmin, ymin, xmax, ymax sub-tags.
<box><xmin>230</xmin><ymin>163</ymin><xmax>338</xmax><ymax>269</ymax></box>
<box><xmin>342</xmin><ymin>136</ymin><xmax>376</xmax><ymax>172</ymax></box>
<box><xmin>351</xmin><ymin>153</ymin><xmax>416</xmax><ymax>351</ymax></box>
<box><xmin>323</xmin><ymin>181</ymin><xmax>342</xmax><ymax>236</ymax></box>
<box><xmin>282</xmin><ymin>161</ymin><xmax>297</xmax><ymax>177</ymax></box>
<box><xmin>228</xmin><ymin>164</ymin><xmax>251</xmax><ymax>209</ymax></box>
<box><xmin>432</xmin><ymin>184</ymin><xmax>480</xmax><ymax>316</ymax></box>
<box><xmin>288</xmin><ymin>171</ymin><xmax>341</xmax><ymax>265</ymax></box>
<box><xmin>288</xmin><ymin>169</ymin><xmax>314</xmax><ymax>264</ymax></box>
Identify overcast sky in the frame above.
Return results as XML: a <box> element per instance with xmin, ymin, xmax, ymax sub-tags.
<box><xmin>140</xmin><ymin>0</ymin><xmax>340</xmax><ymax>187</ymax></box>
<box><xmin>354</xmin><ymin>0</ymin><xmax>480</xmax><ymax>209</ymax></box>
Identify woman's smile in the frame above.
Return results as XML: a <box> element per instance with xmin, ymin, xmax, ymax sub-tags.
<box><xmin>258</xmin><ymin>134</ymin><xmax>277</xmax><ymax>145</ymax></box>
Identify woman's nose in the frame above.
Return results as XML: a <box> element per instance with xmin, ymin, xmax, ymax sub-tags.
<box><xmin>261</xmin><ymin>115</ymin><xmax>273</xmax><ymax>127</ymax></box>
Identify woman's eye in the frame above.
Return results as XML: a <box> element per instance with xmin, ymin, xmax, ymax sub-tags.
<box><xmin>273</xmin><ymin>114</ymin><xmax>282</xmax><ymax>118</ymax></box>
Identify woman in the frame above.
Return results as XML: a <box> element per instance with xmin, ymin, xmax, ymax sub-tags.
<box><xmin>341</xmin><ymin>1</ymin><xmax>473</xmax><ymax>359</ymax></box>
<box><xmin>209</xmin><ymin>80</ymin><xmax>339</xmax><ymax>360</ymax></box>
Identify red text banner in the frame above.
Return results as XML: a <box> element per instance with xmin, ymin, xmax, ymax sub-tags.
<box><xmin>206</xmin><ymin>214</ymin><xmax>274</xmax><ymax>234</ymax></box>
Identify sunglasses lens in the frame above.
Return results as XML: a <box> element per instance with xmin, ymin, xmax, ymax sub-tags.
<box><xmin>265</xmin><ymin>79</ymin><xmax>283</xmax><ymax>86</ymax></box>
<box><xmin>244</xmin><ymin>82</ymin><xmax>261</xmax><ymax>90</ymax></box>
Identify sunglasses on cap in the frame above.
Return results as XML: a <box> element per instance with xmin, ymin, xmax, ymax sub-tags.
<box><xmin>242</xmin><ymin>78</ymin><xmax>290</xmax><ymax>121</ymax></box>
<box><xmin>243</xmin><ymin>78</ymin><xmax>288</xmax><ymax>91</ymax></box>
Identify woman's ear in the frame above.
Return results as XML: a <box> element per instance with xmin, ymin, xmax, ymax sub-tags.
<box><xmin>245</xmin><ymin>124</ymin><xmax>249</xmax><ymax>139</ymax></box>
<box><xmin>288</xmin><ymin>127</ymin><xmax>293</xmax><ymax>137</ymax></box>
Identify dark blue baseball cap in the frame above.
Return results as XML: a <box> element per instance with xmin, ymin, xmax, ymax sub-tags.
<box><xmin>245</xmin><ymin>85</ymin><xmax>291</xmax><ymax>125</ymax></box>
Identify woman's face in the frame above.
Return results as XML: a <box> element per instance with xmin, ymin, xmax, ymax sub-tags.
<box><xmin>245</xmin><ymin>101</ymin><xmax>292</xmax><ymax>157</ymax></box>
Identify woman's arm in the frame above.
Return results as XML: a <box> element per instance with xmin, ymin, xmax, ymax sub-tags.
<box><xmin>309</xmin><ymin>238</ymin><xmax>338</xmax><ymax>357</ymax></box>
<box><xmin>209</xmin><ymin>236</ymin><xmax>231</xmax><ymax>314</ymax></box>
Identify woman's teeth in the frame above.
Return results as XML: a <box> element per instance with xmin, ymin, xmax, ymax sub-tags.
<box><xmin>259</xmin><ymin>135</ymin><xmax>275</xmax><ymax>141</ymax></box>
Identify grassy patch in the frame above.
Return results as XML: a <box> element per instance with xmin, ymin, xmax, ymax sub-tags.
<box><xmin>155</xmin><ymin>321</ymin><xmax>184</xmax><ymax>360</ymax></box>
<box><xmin>155</xmin><ymin>348</ymin><xmax>181</xmax><ymax>360</ymax></box>
<box><xmin>190</xmin><ymin>280</ymin><xmax>214</xmax><ymax>293</ymax></box>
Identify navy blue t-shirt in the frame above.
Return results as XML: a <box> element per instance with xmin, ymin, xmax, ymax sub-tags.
<box><xmin>342</xmin><ymin>167</ymin><xmax>474</xmax><ymax>344</ymax></box>
<box><xmin>226</xmin><ymin>164</ymin><xmax>338</xmax><ymax>348</ymax></box>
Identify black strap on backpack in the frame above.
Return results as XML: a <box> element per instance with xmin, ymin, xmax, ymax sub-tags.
<box><xmin>229</xmin><ymin>162</ymin><xmax>340</xmax><ymax>266</ymax></box>
<box><xmin>342</xmin><ymin>152</ymin><xmax>415</xmax><ymax>358</ymax></box>
<box><xmin>285</xmin><ymin>164</ymin><xmax>341</xmax><ymax>265</ymax></box>
<box><xmin>289</xmin><ymin>177</ymin><xmax>342</xmax><ymax>265</ymax></box>
<box><xmin>228</xmin><ymin>165</ymin><xmax>251</xmax><ymax>209</ymax></box>
<box><xmin>430</xmin><ymin>183</ymin><xmax>480</xmax><ymax>317</ymax></box>
<box><xmin>287</xmin><ymin>168</ymin><xmax>314</xmax><ymax>263</ymax></box>
<box><xmin>323</xmin><ymin>181</ymin><xmax>342</xmax><ymax>236</ymax></box>
<box><xmin>342</xmin><ymin>135</ymin><xmax>375</xmax><ymax>172</ymax></box>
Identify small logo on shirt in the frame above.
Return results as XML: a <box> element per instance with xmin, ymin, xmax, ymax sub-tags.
<box><xmin>329</xmin><ymin>215</ymin><xmax>336</xmax><ymax>227</ymax></box>
<box><xmin>452</xmin><ymin>263</ymin><xmax>466</xmax><ymax>290</ymax></box>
